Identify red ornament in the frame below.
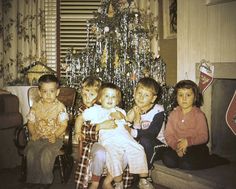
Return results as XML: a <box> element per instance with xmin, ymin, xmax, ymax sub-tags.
<box><xmin>226</xmin><ymin>91</ymin><xmax>236</xmax><ymax>135</ymax></box>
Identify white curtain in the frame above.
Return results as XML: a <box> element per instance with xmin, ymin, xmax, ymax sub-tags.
<box><xmin>0</xmin><ymin>0</ymin><xmax>159</xmax><ymax>87</ymax></box>
<box><xmin>0</xmin><ymin>0</ymin><xmax>47</xmax><ymax>87</ymax></box>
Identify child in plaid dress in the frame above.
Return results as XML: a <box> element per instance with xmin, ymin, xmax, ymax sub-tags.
<box><xmin>76</xmin><ymin>83</ymin><xmax>153</xmax><ymax>189</ymax></box>
<box><xmin>74</xmin><ymin>77</ymin><xmax>133</xmax><ymax>189</ymax></box>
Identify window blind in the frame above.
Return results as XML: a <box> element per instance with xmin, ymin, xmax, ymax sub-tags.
<box><xmin>44</xmin><ymin>0</ymin><xmax>57</xmax><ymax>71</ymax></box>
<box><xmin>60</xmin><ymin>0</ymin><xmax>101</xmax><ymax>77</ymax></box>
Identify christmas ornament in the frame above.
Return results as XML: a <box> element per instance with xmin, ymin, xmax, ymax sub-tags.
<box><xmin>61</xmin><ymin>0</ymin><xmax>172</xmax><ymax>111</ymax></box>
<box><xmin>198</xmin><ymin>59</ymin><xmax>214</xmax><ymax>93</ymax></box>
<box><xmin>226</xmin><ymin>91</ymin><xmax>236</xmax><ymax>135</ymax></box>
<box><xmin>108</xmin><ymin>3</ymin><xmax>114</xmax><ymax>17</ymax></box>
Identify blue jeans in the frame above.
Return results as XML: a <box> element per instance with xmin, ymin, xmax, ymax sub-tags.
<box><xmin>139</xmin><ymin>136</ymin><xmax>163</xmax><ymax>170</ymax></box>
<box><xmin>162</xmin><ymin>144</ymin><xmax>209</xmax><ymax>170</ymax></box>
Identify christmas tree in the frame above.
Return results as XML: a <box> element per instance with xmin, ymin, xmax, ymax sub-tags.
<box><xmin>61</xmin><ymin>0</ymin><xmax>173</xmax><ymax>112</ymax></box>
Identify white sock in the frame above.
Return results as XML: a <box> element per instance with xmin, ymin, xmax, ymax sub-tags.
<box><xmin>140</xmin><ymin>178</ymin><xmax>148</xmax><ymax>183</ymax></box>
<box><xmin>114</xmin><ymin>181</ymin><xmax>123</xmax><ymax>188</ymax></box>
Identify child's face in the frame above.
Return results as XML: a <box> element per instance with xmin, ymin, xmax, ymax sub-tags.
<box><xmin>99</xmin><ymin>88</ymin><xmax>119</xmax><ymax>109</ymax></box>
<box><xmin>177</xmin><ymin>88</ymin><xmax>195</xmax><ymax>112</ymax></box>
<box><xmin>134</xmin><ymin>85</ymin><xmax>157</xmax><ymax>110</ymax></box>
<box><xmin>81</xmin><ymin>86</ymin><xmax>98</xmax><ymax>108</ymax></box>
<box><xmin>38</xmin><ymin>82</ymin><xmax>59</xmax><ymax>104</ymax></box>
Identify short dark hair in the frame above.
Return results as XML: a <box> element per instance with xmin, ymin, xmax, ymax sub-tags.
<box><xmin>97</xmin><ymin>82</ymin><xmax>122</xmax><ymax>105</ymax></box>
<box><xmin>38</xmin><ymin>74</ymin><xmax>59</xmax><ymax>89</ymax></box>
<box><xmin>173</xmin><ymin>80</ymin><xmax>203</xmax><ymax>107</ymax></box>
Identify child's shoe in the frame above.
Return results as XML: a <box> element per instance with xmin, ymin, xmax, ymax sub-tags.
<box><xmin>138</xmin><ymin>178</ymin><xmax>154</xmax><ymax>189</ymax></box>
<box><xmin>114</xmin><ymin>181</ymin><xmax>123</xmax><ymax>189</ymax></box>
<box><xmin>146</xmin><ymin>176</ymin><xmax>153</xmax><ymax>183</ymax></box>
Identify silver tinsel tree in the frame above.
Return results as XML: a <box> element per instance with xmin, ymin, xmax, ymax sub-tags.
<box><xmin>61</xmin><ymin>0</ymin><xmax>173</xmax><ymax>111</ymax></box>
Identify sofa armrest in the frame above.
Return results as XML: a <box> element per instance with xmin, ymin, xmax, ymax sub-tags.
<box><xmin>0</xmin><ymin>94</ymin><xmax>19</xmax><ymax>113</ymax></box>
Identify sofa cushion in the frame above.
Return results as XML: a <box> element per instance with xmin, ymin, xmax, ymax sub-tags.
<box><xmin>0</xmin><ymin>94</ymin><xmax>19</xmax><ymax>113</ymax></box>
<box><xmin>0</xmin><ymin>126</ymin><xmax>22</xmax><ymax>168</ymax></box>
<box><xmin>0</xmin><ymin>113</ymin><xmax>23</xmax><ymax>130</ymax></box>
<box><xmin>0</xmin><ymin>97</ymin><xmax>3</xmax><ymax>112</ymax></box>
<box><xmin>0</xmin><ymin>93</ymin><xmax>23</xmax><ymax>169</ymax></box>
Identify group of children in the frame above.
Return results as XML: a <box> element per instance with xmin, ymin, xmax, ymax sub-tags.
<box><xmin>23</xmin><ymin>74</ymin><xmax>210</xmax><ymax>189</ymax></box>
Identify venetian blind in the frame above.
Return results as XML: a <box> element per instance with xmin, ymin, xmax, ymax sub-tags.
<box><xmin>60</xmin><ymin>0</ymin><xmax>101</xmax><ymax>77</ymax></box>
<box><xmin>44</xmin><ymin>0</ymin><xmax>57</xmax><ymax>71</ymax></box>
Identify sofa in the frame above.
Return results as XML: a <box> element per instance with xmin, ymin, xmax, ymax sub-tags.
<box><xmin>0</xmin><ymin>90</ymin><xmax>23</xmax><ymax>169</ymax></box>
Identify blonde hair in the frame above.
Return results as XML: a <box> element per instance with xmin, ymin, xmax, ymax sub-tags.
<box><xmin>82</xmin><ymin>76</ymin><xmax>102</xmax><ymax>91</ymax></box>
<box><xmin>136</xmin><ymin>77</ymin><xmax>161</xmax><ymax>95</ymax></box>
<box><xmin>97</xmin><ymin>83</ymin><xmax>122</xmax><ymax>105</ymax></box>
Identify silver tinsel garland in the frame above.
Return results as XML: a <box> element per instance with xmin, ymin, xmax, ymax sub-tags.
<box><xmin>61</xmin><ymin>0</ymin><xmax>173</xmax><ymax>111</ymax></box>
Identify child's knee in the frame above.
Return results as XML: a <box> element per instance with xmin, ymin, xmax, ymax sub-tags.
<box><xmin>139</xmin><ymin>137</ymin><xmax>151</xmax><ymax>149</ymax></box>
<box><xmin>94</xmin><ymin>148</ymin><xmax>106</xmax><ymax>163</ymax></box>
<box><xmin>113</xmin><ymin>175</ymin><xmax>122</xmax><ymax>182</ymax></box>
<box><xmin>90</xmin><ymin>176</ymin><xmax>100</xmax><ymax>189</ymax></box>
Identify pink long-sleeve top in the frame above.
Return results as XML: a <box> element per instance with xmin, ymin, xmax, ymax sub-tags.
<box><xmin>164</xmin><ymin>106</ymin><xmax>209</xmax><ymax>150</ymax></box>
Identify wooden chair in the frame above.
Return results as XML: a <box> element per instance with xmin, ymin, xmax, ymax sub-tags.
<box><xmin>14</xmin><ymin>86</ymin><xmax>77</xmax><ymax>183</ymax></box>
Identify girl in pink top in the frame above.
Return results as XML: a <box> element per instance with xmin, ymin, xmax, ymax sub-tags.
<box><xmin>163</xmin><ymin>80</ymin><xmax>209</xmax><ymax>170</ymax></box>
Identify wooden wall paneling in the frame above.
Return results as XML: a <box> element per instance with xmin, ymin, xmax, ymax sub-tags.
<box><xmin>177</xmin><ymin>0</ymin><xmax>190</xmax><ymax>81</ymax></box>
<box><xmin>178</xmin><ymin>0</ymin><xmax>236</xmax><ymax>81</ymax></box>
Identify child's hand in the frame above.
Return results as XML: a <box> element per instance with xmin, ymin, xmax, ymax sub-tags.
<box><xmin>97</xmin><ymin>120</ymin><xmax>117</xmax><ymax>130</ymax></box>
<box><xmin>124</xmin><ymin>124</ymin><xmax>131</xmax><ymax>133</ymax></box>
<box><xmin>127</xmin><ymin>106</ymin><xmax>141</xmax><ymax>124</ymax></box>
<box><xmin>132</xmin><ymin>106</ymin><xmax>141</xmax><ymax>124</ymax></box>
<box><xmin>176</xmin><ymin>149</ymin><xmax>185</xmax><ymax>157</ymax></box>
<box><xmin>75</xmin><ymin>132</ymin><xmax>85</xmax><ymax>142</ymax></box>
<box><xmin>110</xmin><ymin>111</ymin><xmax>125</xmax><ymax>120</ymax></box>
<box><xmin>127</xmin><ymin>108</ymin><xmax>135</xmax><ymax>122</ymax></box>
<box><xmin>176</xmin><ymin>138</ymin><xmax>188</xmax><ymax>157</ymax></box>
<box><xmin>48</xmin><ymin>133</ymin><xmax>56</xmax><ymax>143</ymax></box>
<box><xmin>177</xmin><ymin>138</ymin><xmax>188</xmax><ymax>150</ymax></box>
<box><xmin>31</xmin><ymin>133</ymin><xmax>40</xmax><ymax>141</ymax></box>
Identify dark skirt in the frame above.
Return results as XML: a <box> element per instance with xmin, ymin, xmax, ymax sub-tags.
<box><xmin>161</xmin><ymin>144</ymin><xmax>210</xmax><ymax>170</ymax></box>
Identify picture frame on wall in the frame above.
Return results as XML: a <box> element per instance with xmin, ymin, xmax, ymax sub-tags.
<box><xmin>163</xmin><ymin>0</ymin><xmax>177</xmax><ymax>39</ymax></box>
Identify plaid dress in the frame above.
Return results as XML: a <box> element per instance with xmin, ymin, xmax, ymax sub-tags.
<box><xmin>74</xmin><ymin>104</ymin><xmax>133</xmax><ymax>189</ymax></box>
